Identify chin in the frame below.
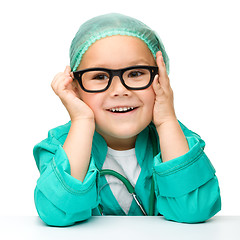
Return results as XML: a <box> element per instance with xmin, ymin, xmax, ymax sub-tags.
<box><xmin>110</xmin><ymin>131</ymin><xmax>138</xmax><ymax>139</ymax></box>
<box><xmin>97</xmin><ymin>123</ymin><xmax>148</xmax><ymax>140</ymax></box>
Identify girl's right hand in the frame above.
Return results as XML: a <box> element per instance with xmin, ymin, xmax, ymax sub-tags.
<box><xmin>51</xmin><ymin>66</ymin><xmax>95</xmax><ymax>122</ymax></box>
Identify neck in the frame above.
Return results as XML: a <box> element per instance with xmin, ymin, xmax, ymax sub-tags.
<box><xmin>96</xmin><ymin>130</ymin><xmax>137</xmax><ymax>150</ymax></box>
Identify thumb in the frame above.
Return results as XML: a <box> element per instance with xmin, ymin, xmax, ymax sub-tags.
<box><xmin>152</xmin><ymin>74</ymin><xmax>160</xmax><ymax>92</ymax></box>
<box><xmin>64</xmin><ymin>65</ymin><xmax>71</xmax><ymax>74</ymax></box>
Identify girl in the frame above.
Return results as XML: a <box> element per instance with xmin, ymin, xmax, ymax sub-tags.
<box><xmin>33</xmin><ymin>13</ymin><xmax>221</xmax><ymax>226</ymax></box>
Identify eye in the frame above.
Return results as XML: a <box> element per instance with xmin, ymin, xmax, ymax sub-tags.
<box><xmin>93</xmin><ymin>74</ymin><xmax>109</xmax><ymax>80</ymax></box>
<box><xmin>128</xmin><ymin>71</ymin><xmax>143</xmax><ymax>78</ymax></box>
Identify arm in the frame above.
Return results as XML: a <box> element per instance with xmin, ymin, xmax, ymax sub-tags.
<box><xmin>153</xmin><ymin>121</ymin><xmax>221</xmax><ymax>223</ymax></box>
<box><xmin>152</xmin><ymin>51</ymin><xmax>189</xmax><ymax>163</ymax></box>
<box><xmin>156</xmin><ymin>119</ymin><xmax>189</xmax><ymax>163</ymax></box>
<box><xmin>52</xmin><ymin>65</ymin><xmax>96</xmax><ymax>182</ymax></box>
<box><xmin>33</xmin><ymin>123</ymin><xmax>99</xmax><ymax>227</ymax></box>
<box><xmin>63</xmin><ymin>119</ymin><xmax>95</xmax><ymax>182</ymax></box>
<box><xmin>33</xmin><ymin>66</ymin><xmax>99</xmax><ymax>226</ymax></box>
<box><xmin>151</xmin><ymin>53</ymin><xmax>221</xmax><ymax>222</ymax></box>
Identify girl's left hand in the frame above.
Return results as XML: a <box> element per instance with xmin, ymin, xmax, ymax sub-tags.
<box><xmin>152</xmin><ymin>51</ymin><xmax>177</xmax><ymax>129</ymax></box>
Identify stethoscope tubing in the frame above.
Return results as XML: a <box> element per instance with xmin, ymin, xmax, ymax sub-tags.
<box><xmin>100</xmin><ymin>169</ymin><xmax>148</xmax><ymax>216</ymax></box>
<box><xmin>98</xmin><ymin>125</ymin><xmax>158</xmax><ymax>216</ymax></box>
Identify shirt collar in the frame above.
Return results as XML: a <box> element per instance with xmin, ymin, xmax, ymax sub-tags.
<box><xmin>92</xmin><ymin>126</ymin><xmax>150</xmax><ymax>170</ymax></box>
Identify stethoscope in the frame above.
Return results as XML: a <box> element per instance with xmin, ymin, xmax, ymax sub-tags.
<box><xmin>98</xmin><ymin>126</ymin><xmax>158</xmax><ymax>216</ymax></box>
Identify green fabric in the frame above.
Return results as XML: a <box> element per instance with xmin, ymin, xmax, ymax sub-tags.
<box><xmin>33</xmin><ymin>120</ymin><xmax>221</xmax><ymax>226</ymax></box>
<box><xmin>70</xmin><ymin>13</ymin><xmax>169</xmax><ymax>74</ymax></box>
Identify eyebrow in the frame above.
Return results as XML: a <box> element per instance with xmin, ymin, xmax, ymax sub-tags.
<box><xmin>88</xmin><ymin>59</ymin><xmax>153</xmax><ymax>68</ymax></box>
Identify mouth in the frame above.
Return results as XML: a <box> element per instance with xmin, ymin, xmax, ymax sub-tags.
<box><xmin>106</xmin><ymin>106</ymin><xmax>139</xmax><ymax>113</ymax></box>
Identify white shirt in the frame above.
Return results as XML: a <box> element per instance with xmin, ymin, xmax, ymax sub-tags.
<box><xmin>102</xmin><ymin>147</ymin><xmax>141</xmax><ymax>214</ymax></box>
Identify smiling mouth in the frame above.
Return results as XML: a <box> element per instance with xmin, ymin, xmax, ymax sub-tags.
<box><xmin>107</xmin><ymin>107</ymin><xmax>138</xmax><ymax>113</ymax></box>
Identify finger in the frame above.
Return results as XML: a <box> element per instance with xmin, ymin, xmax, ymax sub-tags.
<box><xmin>52</xmin><ymin>68</ymin><xmax>72</xmax><ymax>93</ymax></box>
<box><xmin>52</xmin><ymin>72</ymin><xmax>65</xmax><ymax>87</ymax></box>
<box><xmin>53</xmin><ymin>74</ymin><xmax>70</xmax><ymax>92</ymax></box>
<box><xmin>63</xmin><ymin>75</ymin><xmax>73</xmax><ymax>88</ymax></box>
<box><xmin>63</xmin><ymin>66</ymin><xmax>74</xmax><ymax>84</ymax></box>
<box><xmin>152</xmin><ymin>74</ymin><xmax>159</xmax><ymax>87</ymax></box>
<box><xmin>64</xmin><ymin>65</ymin><xmax>71</xmax><ymax>75</ymax></box>
<box><xmin>156</xmin><ymin>51</ymin><xmax>167</xmax><ymax>75</ymax></box>
<box><xmin>51</xmin><ymin>73</ymin><xmax>61</xmax><ymax>90</ymax></box>
<box><xmin>152</xmin><ymin>74</ymin><xmax>163</xmax><ymax>95</ymax></box>
<box><xmin>156</xmin><ymin>51</ymin><xmax>169</xmax><ymax>88</ymax></box>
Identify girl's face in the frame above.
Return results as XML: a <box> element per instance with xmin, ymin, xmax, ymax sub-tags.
<box><xmin>76</xmin><ymin>35</ymin><xmax>157</xmax><ymax>150</ymax></box>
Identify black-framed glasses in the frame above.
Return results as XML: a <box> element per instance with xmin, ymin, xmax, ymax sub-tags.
<box><xmin>73</xmin><ymin>65</ymin><xmax>158</xmax><ymax>93</ymax></box>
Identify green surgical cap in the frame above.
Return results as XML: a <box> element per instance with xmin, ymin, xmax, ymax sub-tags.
<box><xmin>70</xmin><ymin>13</ymin><xmax>169</xmax><ymax>75</ymax></box>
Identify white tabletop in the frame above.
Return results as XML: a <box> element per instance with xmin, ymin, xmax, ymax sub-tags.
<box><xmin>0</xmin><ymin>215</ymin><xmax>239</xmax><ymax>240</ymax></box>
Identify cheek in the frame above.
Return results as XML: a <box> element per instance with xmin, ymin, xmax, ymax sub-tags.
<box><xmin>79</xmin><ymin>91</ymin><xmax>97</xmax><ymax>110</ymax></box>
<box><xmin>142</xmin><ymin>87</ymin><xmax>156</xmax><ymax>109</ymax></box>
<box><xmin>79</xmin><ymin>91</ymin><xmax>103</xmax><ymax>115</ymax></box>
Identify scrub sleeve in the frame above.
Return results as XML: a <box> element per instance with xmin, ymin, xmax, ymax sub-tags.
<box><xmin>33</xmin><ymin>127</ymin><xmax>100</xmax><ymax>227</ymax></box>
<box><xmin>153</xmin><ymin>123</ymin><xmax>221</xmax><ymax>223</ymax></box>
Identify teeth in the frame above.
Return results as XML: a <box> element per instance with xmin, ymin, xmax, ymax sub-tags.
<box><xmin>109</xmin><ymin>107</ymin><xmax>134</xmax><ymax>112</ymax></box>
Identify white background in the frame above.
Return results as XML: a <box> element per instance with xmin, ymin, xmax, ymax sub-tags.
<box><xmin>0</xmin><ymin>0</ymin><xmax>239</xmax><ymax>217</ymax></box>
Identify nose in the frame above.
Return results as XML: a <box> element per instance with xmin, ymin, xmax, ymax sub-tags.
<box><xmin>108</xmin><ymin>76</ymin><xmax>131</xmax><ymax>97</ymax></box>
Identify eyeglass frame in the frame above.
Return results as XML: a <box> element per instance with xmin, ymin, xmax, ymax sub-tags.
<box><xmin>73</xmin><ymin>65</ymin><xmax>159</xmax><ymax>93</ymax></box>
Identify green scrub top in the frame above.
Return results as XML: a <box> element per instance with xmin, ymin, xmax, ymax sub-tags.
<box><xmin>33</xmin><ymin>120</ymin><xmax>221</xmax><ymax>226</ymax></box>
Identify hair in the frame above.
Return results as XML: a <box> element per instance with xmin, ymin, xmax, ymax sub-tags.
<box><xmin>70</xmin><ymin>13</ymin><xmax>169</xmax><ymax>75</ymax></box>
